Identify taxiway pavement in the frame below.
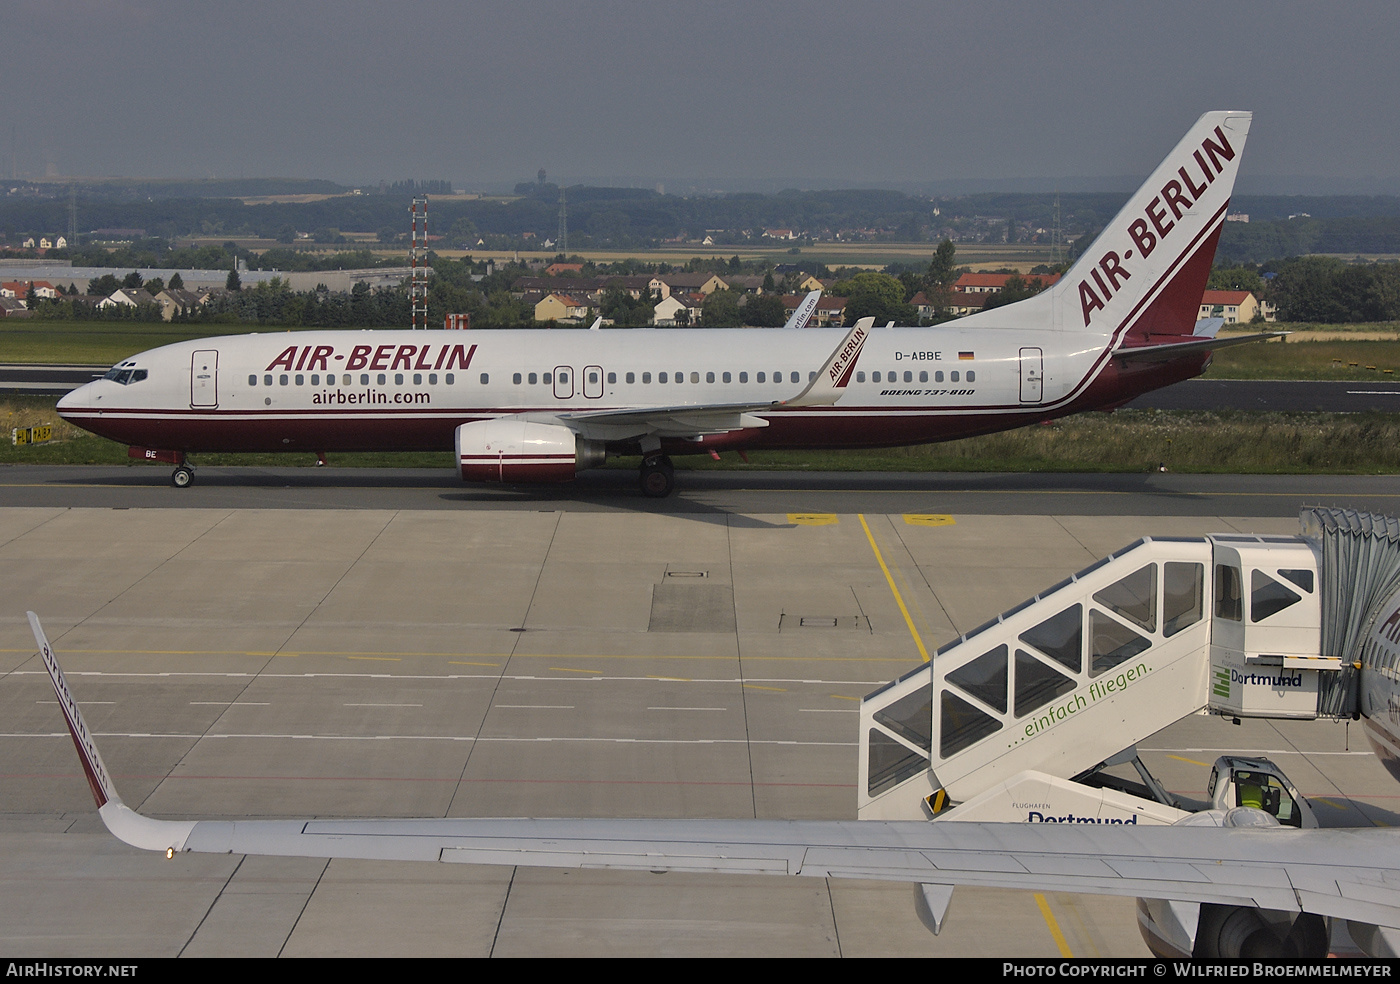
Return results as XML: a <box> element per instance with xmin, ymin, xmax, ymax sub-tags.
<box><xmin>1</xmin><ymin>485</ymin><xmax>1394</xmax><ymax>957</ymax></box>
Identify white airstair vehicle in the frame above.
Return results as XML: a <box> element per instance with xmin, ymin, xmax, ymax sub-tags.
<box><xmin>858</xmin><ymin>508</ymin><xmax>1385</xmax><ymax>956</ymax></box>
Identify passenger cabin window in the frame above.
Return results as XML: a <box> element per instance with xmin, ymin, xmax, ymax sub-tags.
<box><xmin>1251</xmin><ymin>570</ymin><xmax>1302</xmax><ymax>622</ymax></box>
<box><xmin>1163</xmin><ymin>563</ymin><xmax>1205</xmax><ymax>637</ymax></box>
<box><xmin>1214</xmin><ymin>565</ymin><xmax>1243</xmax><ymax>621</ymax></box>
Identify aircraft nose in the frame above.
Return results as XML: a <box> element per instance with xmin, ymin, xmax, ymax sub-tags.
<box><xmin>56</xmin><ymin>382</ymin><xmax>90</xmax><ymax>417</ymax></box>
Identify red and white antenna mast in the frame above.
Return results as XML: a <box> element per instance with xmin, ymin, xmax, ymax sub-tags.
<box><xmin>409</xmin><ymin>196</ymin><xmax>429</xmax><ymax>329</ymax></box>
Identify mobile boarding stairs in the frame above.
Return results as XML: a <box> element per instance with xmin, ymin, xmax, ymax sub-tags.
<box><xmin>859</xmin><ymin>508</ymin><xmax>1386</xmax><ymax>826</ymax></box>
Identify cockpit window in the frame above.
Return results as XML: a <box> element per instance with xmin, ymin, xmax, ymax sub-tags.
<box><xmin>101</xmin><ymin>364</ymin><xmax>146</xmax><ymax>385</ymax></box>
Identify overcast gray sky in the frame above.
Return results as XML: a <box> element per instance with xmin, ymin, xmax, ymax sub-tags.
<box><xmin>9</xmin><ymin>0</ymin><xmax>1399</xmax><ymax>193</ymax></box>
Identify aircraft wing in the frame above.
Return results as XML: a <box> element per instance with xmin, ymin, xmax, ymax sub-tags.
<box><xmin>30</xmin><ymin>612</ymin><xmax>1400</xmax><ymax>935</ymax></box>
<box><xmin>548</xmin><ymin>316</ymin><xmax>874</xmax><ymax>441</ymax></box>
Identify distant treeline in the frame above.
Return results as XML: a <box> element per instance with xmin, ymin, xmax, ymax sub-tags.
<box><xmin>1266</xmin><ymin>257</ymin><xmax>1400</xmax><ymax>322</ymax></box>
<box><xmin>7</xmin><ymin>180</ymin><xmax>1400</xmax><ymax>254</ymax></box>
<box><xmin>1216</xmin><ymin>217</ymin><xmax>1400</xmax><ymax>265</ymax></box>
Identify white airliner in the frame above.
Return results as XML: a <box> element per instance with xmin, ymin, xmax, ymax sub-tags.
<box><xmin>57</xmin><ymin>111</ymin><xmax>1277</xmax><ymax>496</ymax></box>
<box><xmin>27</xmin><ymin>608</ymin><xmax>1400</xmax><ymax>957</ymax></box>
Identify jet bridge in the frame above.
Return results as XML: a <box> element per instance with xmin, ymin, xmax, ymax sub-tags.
<box><xmin>859</xmin><ymin>529</ymin><xmax>1336</xmax><ymax>822</ymax></box>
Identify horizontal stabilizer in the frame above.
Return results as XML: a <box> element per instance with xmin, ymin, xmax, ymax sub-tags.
<box><xmin>1114</xmin><ymin>331</ymin><xmax>1286</xmax><ymax>363</ymax></box>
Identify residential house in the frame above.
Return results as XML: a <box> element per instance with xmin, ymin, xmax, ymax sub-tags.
<box><xmin>154</xmin><ymin>288</ymin><xmax>205</xmax><ymax>321</ymax></box>
<box><xmin>657</xmin><ymin>273</ymin><xmax>729</xmax><ymax>296</ymax></box>
<box><xmin>534</xmin><ymin>292</ymin><xmax>594</xmax><ymax>323</ymax></box>
<box><xmin>603</xmin><ymin>275</ymin><xmax>669</xmax><ymax>301</ymax></box>
<box><xmin>98</xmin><ymin>288</ymin><xmax>157</xmax><ymax>310</ymax></box>
<box><xmin>2</xmin><ymin>281</ymin><xmax>61</xmax><ymax>300</ymax></box>
<box><xmin>953</xmin><ymin>272</ymin><xmax>1062</xmax><ymax>294</ymax></box>
<box><xmin>725</xmin><ymin>275</ymin><xmax>766</xmax><ymax>294</ymax></box>
<box><xmin>653</xmin><ymin>292</ymin><xmax>706</xmax><ymax>326</ymax></box>
<box><xmin>1199</xmin><ymin>290</ymin><xmax>1273</xmax><ymax>323</ymax></box>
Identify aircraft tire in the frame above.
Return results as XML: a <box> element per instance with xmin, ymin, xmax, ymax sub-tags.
<box><xmin>171</xmin><ymin>466</ymin><xmax>194</xmax><ymax>489</ymax></box>
<box><xmin>639</xmin><ymin>457</ymin><xmax>675</xmax><ymax>498</ymax></box>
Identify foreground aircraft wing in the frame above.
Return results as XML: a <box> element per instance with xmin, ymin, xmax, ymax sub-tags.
<box><xmin>550</xmin><ymin>317</ymin><xmax>874</xmax><ymax>439</ymax></box>
<box><xmin>30</xmin><ymin>612</ymin><xmax>1400</xmax><ymax>934</ymax></box>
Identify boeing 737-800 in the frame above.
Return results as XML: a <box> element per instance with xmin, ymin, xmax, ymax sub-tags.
<box><xmin>56</xmin><ymin>112</ymin><xmax>1275</xmax><ymax>496</ymax></box>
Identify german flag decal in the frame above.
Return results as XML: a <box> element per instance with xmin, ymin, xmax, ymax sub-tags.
<box><xmin>958</xmin><ymin>351</ymin><xmax>975</xmax><ymax>361</ymax></box>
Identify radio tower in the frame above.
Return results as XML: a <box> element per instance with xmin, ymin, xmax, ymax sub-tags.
<box><xmin>409</xmin><ymin>196</ymin><xmax>429</xmax><ymax>329</ymax></box>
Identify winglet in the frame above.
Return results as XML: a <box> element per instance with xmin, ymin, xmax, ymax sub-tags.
<box><xmin>784</xmin><ymin>317</ymin><xmax>875</xmax><ymax>408</ymax></box>
<box><xmin>28</xmin><ymin>612</ymin><xmax>196</xmax><ymax>854</ymax></box>
<box><xmin>781</xmin><ymin>290</ymin><xmax>823</xmax><ymax>331</ymax></box>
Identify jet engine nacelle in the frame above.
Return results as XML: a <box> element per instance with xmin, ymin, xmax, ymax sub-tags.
<box><xmin>455</xmin><ymin>419</ymin><xmax>604</xmax><ymax>484</ymax></box>
<box><xmin>1136</xmin><ymin>809</ymin><xmax>1330</xmax><ymax>958</ymax></box>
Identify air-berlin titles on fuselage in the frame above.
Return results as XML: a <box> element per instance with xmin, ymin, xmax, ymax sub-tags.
<box><xmin>1077</xmin><ymin>124</ymin><xmax>1237</xmax><ymax>328</ymax></box>
<box><xmin>264</xmin><ymin>342</ymin><xmax>478</xmax><ymax>374</ymax></box>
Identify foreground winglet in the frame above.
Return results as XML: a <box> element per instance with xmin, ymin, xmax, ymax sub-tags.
<box><xmin>28</xmin><ymin>612</ymin><xmax>196</xmax><ymax>854</ymax></box>
<box><xmin>784</xmin><ymin>316</ymin><xmax>874</xmax><ymax>408</ymax></box>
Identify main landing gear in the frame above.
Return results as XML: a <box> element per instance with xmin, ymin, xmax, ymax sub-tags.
<box><xmin>639</xmin><ymin>455</ymin><xmax>675</xmax><ymax>498</ymax></box>
<box><xmin>171</xmin><ymin>464</ymin><xmax>195</xmax><ymax>488</ymax></box>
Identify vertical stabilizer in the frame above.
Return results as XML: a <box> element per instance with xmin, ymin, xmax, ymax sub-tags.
<box><xmin>959</xmin><ymin>111</ymin><xmax>1251</xmax><ymax>342</ymax></box>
